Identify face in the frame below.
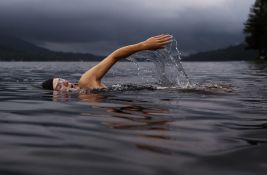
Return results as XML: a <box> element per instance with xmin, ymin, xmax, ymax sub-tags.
<box><xmin>53</xmin><ymin>78</ymin><xmax>76</xmax><ymax>91</ymax></box>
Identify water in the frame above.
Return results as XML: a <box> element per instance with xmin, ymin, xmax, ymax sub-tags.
<box><xmin>0</xmin><ymin>61</ymin><xmax>267</xmax><ymax>175</ymax></box>
<box><xmin>128</xmin><ymin>38</ymin><xmax>190</xmax><ymax>87</ymax></box>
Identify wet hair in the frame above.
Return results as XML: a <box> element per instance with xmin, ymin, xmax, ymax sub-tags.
<box><xmin>42</xmin><ymin>78</ymin><xmax>54</xmax><ymax>90</ymax></box>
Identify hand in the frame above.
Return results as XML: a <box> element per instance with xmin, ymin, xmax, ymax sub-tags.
<box><xmin>141</xmin><ymin>34</ymin><xmax>173</xmax><ymax>50</ymax></box>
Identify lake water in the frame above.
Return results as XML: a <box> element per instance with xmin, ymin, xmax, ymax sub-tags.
<box><xmin>0</xmin><ymin>61</ymin><xmax>267</xmax><ymax>175</ymax></box>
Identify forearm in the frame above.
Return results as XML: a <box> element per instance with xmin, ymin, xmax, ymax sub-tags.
<box><xmin>110</xmin><ymin>34</ymin><xmax>172</xmax><ymax>60</ymax></box>
<box><xmin>87</xmin><ymin>42</ymin><xmax>145</xmax><ymax>80</ymax></box>
<box><xmin>79</xmin><ymin>35</ymin><xmax>172</xmax><ymax>86</ymax></box>
<box><xmin>110</xmin><ymin>42</ymin><xmax>145</xmax><ymax>61</ymax></box>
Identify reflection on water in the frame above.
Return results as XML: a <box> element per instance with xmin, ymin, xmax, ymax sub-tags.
<box><xmin>0</xmin><ymin>61</ymin><xmax>267</xmax><ymax>175</ymax></box>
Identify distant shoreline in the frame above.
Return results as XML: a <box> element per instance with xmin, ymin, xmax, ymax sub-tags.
<box><xmin>0</xmin><ymin>59</ymin><xmax>255</xmax><ymax>62</ymax></box>
<box><xmin>0</xmin><ymin>36</ymin><xmax>258</xmax><ymax>62</ymax></box>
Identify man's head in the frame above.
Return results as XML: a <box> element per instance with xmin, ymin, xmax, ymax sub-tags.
<box><xmin>42</xmin><ymin>78</ymin><xmax>76</xmax><ymax>91</ymax></box>
<box><xmin>41</xmin><ymin>78</ymin><xmax>54</xmax><ymax>90</ymax></box>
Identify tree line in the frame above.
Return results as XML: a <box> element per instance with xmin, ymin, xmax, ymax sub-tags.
<box><xmin>244</xmin><ymin>0</ymin><xmax>267</xmax><ymax>60</ymax></box>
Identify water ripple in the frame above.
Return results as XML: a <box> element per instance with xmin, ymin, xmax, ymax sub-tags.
<box><xmin>0</xmin><ymin>62</ymin><xmax>267</xmax><ymax>175</ymax></box>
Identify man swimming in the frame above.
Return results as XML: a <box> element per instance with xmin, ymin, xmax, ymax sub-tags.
<box><xmin>42</xmin><ymin>34</ymin><xmax>173</xmax><ymax>91</ymax></box>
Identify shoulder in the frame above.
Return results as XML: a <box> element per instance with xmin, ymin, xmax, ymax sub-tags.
<box><xmin>78</xmin><ymin>78</ymin><xmax>106</xmax><ymax>89</ymax></box>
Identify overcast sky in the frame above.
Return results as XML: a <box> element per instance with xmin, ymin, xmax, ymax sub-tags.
<box><xmin>0</xmin><ymin>0</ymin><xmax>255</xmax><ymax>55</ymax></box>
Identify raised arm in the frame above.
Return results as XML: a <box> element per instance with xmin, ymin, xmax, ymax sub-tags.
<box><xmin>78</xmin><ymin>34</ymin><xmax>172</xmax><ymax>89</ymax></box>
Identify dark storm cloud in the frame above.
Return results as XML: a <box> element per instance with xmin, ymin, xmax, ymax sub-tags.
<box><xmin>0</xmin><ymin>0</ymin><xmax>255</xmax><ymax>55</ymax></box>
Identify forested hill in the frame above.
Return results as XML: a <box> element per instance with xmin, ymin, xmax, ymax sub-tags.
<box><xmin>0</xmin><ymin>36</ymin><xmax>103</xmax><ymax>61</ymax></box>
<box><xmin>0</xmin><ymin>36</ymin><xmax>259</xmax><ymax>62</ymax></box>
<box><xmin>184</xmin><ymin>44</ymin><xmax>258</xmax><ymax>61</ymax></box>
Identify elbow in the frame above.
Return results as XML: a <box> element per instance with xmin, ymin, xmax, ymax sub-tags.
<box><xmin>109</xmin><ymin>52</ymin><xmax>120</xmax><ymax>61</ymax></box>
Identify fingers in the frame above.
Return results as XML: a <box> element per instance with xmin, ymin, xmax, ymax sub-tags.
<box><xmin>144</xmin><ymin>34</ymin><xmax>173</xmax><ymax>50</ymax></box>
<box><xmin>155</xmin><ymin>34</ymin><xmax>172</xmax><ymax>38</ymax></box>
<box><xmin>159</xmin><ymin>36</ymin><xmax>172</xmax><ymax>42</ymax></box>
<box><xmin>158</xmin><ymin>35</ymin><xmax>173</xmax><ymax>49</ymax></box>
<box><xmin>158</xmin><ymin>36</ymin><xmax>173</xmax><ymax>45</ymax></box>
<box><xmin>154</xmin><ymin>34</ymin><xmax>165</xmax><ymax>38</ymax></box>
<box><xmin>157</xmin><ymin>35</ymin><xmax>172</xmax><ymax>43</ymax></box>
<box><xmin>154</xmin><ymin>34</ymin><xmax>172</xmax><ymax>41</ymax></box>
<box><xmin>160</xmin><ymin>40</ymin><xmax>172</xmax><ymax>45</ymax></box>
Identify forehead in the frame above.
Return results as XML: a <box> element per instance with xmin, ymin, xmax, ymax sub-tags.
<box><xmin>55</xmin><ymin>78</ymin><xmax>68</xmax><ymax>82</ymax></box>
<box><xmin>53</xmin><ymin>78</ymin><xmax>69</xmax><ymax>88</ymax></box>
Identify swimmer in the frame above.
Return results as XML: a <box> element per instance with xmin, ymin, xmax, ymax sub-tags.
<box><xmin>42</xmin><ymin>34</ymin><xmax>173</xmax><ymax>91</ymax></box>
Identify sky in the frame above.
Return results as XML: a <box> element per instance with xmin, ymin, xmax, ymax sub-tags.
<box><xmin>0</xmin><ymin>0</ymin><xmax>255</xmax><ymax>55</ymax></box>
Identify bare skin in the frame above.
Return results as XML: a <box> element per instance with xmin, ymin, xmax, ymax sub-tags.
<box><xmin>78</xmin><ymin>34</ymin><xmax>172</xmax><ymax>89</ymax></box>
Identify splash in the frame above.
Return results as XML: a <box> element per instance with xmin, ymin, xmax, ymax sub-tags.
<box><xmin>127</xmin><ymin>36</ymin><xmax>191</xmax><ymax>88</ymax></box>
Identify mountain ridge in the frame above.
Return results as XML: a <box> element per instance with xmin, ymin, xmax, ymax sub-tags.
<box><xmin>0</xmin><ymin>36</ymin><xmax>259</xmax><ymax>61</ymax></box>
<box><xmin>184</xmin><ymin>43</ymin><xmax>258</xmax><ymax>61</ymax></box>
<box><xmin>0</xmin><ymin>36</ymin><xmax>103</xmax><ymax>61</ymax></box>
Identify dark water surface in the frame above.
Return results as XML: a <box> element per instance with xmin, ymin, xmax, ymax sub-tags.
<box><xmin>0</xmin><ymin>61</ymin><xmax>267</xmax><ymax>175</ymax></box>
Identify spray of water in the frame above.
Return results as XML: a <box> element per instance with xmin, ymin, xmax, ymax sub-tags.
<box><xmin>127</xmin><ymin>36</ymin><xmax>191</xmax><ymax>88</ymax></box>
